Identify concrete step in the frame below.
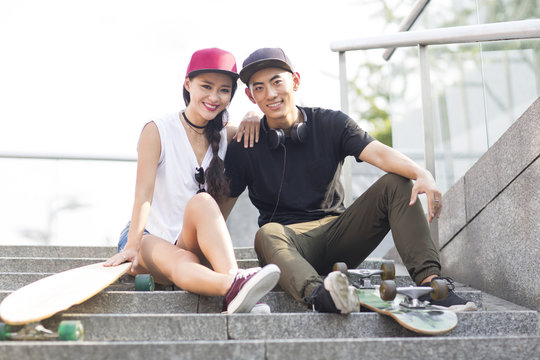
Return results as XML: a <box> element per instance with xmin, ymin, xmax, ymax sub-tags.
<box><xmin>0</xmin><ymin>244</ymin><xmax>536</xmax><ymax>360</ymax></box>
<box><xmin>0</xmin><ymin>245</ymin><xmax>393</xmax><ymax>269</ymax></box>
<box><xmin>0</xmin><ymin>270</ymin><xmax>418</xmax><ymax>292</ymax></box>
<box><xmin>21</xmin><ymin>310</ymin><xmax>536</xmax><ymax>342</ymax></box>
<box><xmin>0</xmin><ymin>257</ymin><xmax>261</xmax><ymax>273</ymax></box>
<box><xmin>0</xmin><ymin>245</ymin><xmax>257</xmax><ymax>260</ymax></box>
<box><xmin>0</xmin><ymin>257</ymin><xmax>402</xmax><ymax>281</ymax></box>
<box><xmin>0</xmin><ymin>289</ymin><xmax>482</xmax><ymax>314</ymax></box>
<box><xmin>1</xmin><ymin>336</ymin><xmax>539</xmax><ymax>360</ymax></box>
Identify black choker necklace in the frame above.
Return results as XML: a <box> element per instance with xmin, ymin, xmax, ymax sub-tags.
<box><xmin>182</xmin><ymin>112</ymin><xmax>207</xmax><ymax>130</ymax></box>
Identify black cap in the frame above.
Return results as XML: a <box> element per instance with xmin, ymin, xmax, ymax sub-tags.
<box><xmin>239</xmin><ymin>48</ymin><xmax>294</xmax><ymax>84</ymax></box>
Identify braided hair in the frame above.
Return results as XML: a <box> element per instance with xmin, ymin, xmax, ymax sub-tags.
<box><xmin>183</xmin><ymin>74</ymin><xmax>237</xmax><ymax>202</ymax></box>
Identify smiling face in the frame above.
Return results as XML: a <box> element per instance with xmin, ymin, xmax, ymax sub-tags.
<box><xmin>184</xmin><ymin>72</ymin><xmax>234</xmax><ymax>124</ymax></box>
<box><xmin>245</xmin><ymin>67</ymin><xmax>300</xmax><ymax>129</ymax></box>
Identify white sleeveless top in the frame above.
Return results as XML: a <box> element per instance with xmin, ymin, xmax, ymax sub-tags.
<box><xmin>144</xmin><ymin>112</ymin><xmax>228</xmax><ymax>244</ymax></box>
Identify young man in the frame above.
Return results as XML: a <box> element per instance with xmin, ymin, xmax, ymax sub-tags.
<box><xmin>223</xmin><ymin>48</ymin><xmax>476</xmax><ymax>313</ymax></box>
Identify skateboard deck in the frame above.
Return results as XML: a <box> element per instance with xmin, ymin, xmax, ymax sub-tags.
<box><xmin>0</xmin><ymin>262</ymin><xmax>131</xmax><ymax>326</ymax></box>
<box><xmin>0</xmin><ymin>261</ymin><xmax>154</xmax><ymax>341</ymax></box>
<box><xmin>355</xmin><ymin>287</ymin><xmax>458</xmax><ymax>335</ymax></box>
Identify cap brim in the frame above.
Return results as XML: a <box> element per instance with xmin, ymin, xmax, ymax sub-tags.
<box><xmin>239</xmin><ymin>59</ymin><xmax>293</xmax><ymax>84</ymax></box>
<box><xmin>187</xmin><ymin>69</ymin><xmax>239</xmax><ymax>80</ymax></box>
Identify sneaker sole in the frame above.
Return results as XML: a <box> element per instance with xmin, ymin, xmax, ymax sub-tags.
<box><xmin>431</xmin><ymin>301</ymin><xmax>478</xmax><ymax>312</ymax></box>
<box><xmin>226</xmin><ymin>264</ymin><xmax>280</xmax><ymax>314</ymax></box>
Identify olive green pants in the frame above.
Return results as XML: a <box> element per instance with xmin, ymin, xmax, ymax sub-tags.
<box><xmin>254</xmin><ymin>173</ymin><xmax>441</xmax><ymax>304</ymax></box>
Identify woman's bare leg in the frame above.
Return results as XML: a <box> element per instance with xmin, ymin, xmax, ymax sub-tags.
<box><xmin>178</xmin><ymin>192</ymin><xmax>238</xmax><ymax>274</ymax></box>
<box><xmin>134</xmin><ymin>234</ymin><xmax>234</xmax><ymax>296</ymax></box>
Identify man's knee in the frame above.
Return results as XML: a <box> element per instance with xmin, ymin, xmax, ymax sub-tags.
<box><xmin>255</xmin><ymin>223</ymin><xmax>284</xmax><ymax>251</ymax></box>
<box><xmin>379</xmin><ymin>173</ymin><xmax>412</xmax><ymax>189</ymax></box>
<box><xmin>254</xmin><ymin>222</ymin><xmax>293</xmax><ymax>262</ymax></box>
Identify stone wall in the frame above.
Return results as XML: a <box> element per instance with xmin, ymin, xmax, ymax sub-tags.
<box><xmin>440</xmin><ymin>97</ymin><xmax>540</xmax><ymax>311</ymax></box>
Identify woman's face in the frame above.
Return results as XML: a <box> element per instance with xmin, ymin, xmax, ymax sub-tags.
<box><xmin>184</xmin><ymin>72</ymin><xmax>233</xmax><ymax>122</ymax></box>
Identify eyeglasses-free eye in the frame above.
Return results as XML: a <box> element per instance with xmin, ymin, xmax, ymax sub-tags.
<box><xmin>195</xmin><ymin>167</ymin><xmax>206</xmax><ymax>193</ymax></box>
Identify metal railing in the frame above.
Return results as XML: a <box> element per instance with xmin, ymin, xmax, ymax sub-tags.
<box><xmin>0</xmin><ymin>152</ymin><xmax>136</xmax><ymax>162</ymax></box>
<box><xmin>331</xmin><ymin>19</ymin><xmax>540</xmax><ymax>243</ymax></box>
<box><xmin>382</xmin><ymin>0</ymin><xmax>431</xmax><ymax>61</ymax></box>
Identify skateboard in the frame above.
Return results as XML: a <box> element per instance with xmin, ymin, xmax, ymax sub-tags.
<box><xmin>334</xmin><ymin>262</ymin><xmax>458</xmax><ymax>335</ymax></box>
<box><xmin>0</xmin><ymin>262</ymin><xmax>155</xmax><ymax>341</ymax></box>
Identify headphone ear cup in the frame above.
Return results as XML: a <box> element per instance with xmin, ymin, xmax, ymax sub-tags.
<box><xmin>290</xmin><ymin>122</ymin><xmax>307</xmax><ymax>144</ymax></box>
<box><xmin>267</xmin><ymin>128</ymin><xmax>285</xmax><ymax>150</ymax></box>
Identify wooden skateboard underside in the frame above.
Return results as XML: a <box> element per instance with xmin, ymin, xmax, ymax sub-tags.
<box><xmin>355</xmin><ymin>288</ymin><xmax>458</xmax><ymax>335</ymax></box>
<box><xmin>0</xmin><ymin>262</ymin><xmax>131</xmax><ymax>325</ymax></box>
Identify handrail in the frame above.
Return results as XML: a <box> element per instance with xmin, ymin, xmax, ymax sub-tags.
<box><xmin>331</xmin><ymin>19</ymin><xmax>540</xmax><ymax>52</ymax></box>
<box><xmin>0</xmin><ymin>152</ymin><xmax>136</xmax><ymax>162</ymax></box>
<box><xmin>382</xmin><ymin>0</ymin><xmax>431</xmax><ymax>61</ymax></box>
<box><xmin>330</xmin><ymin>18</ymin><xmax>540</xmax><ymax>246</ymax></box>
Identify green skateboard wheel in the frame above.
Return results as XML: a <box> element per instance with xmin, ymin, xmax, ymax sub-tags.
<box><xmin>58</xmin><ymin>320</ymin><xmax>84</xmax><ymax>341</ymax></box>
<box><xmin>0</xmin><ymin>322</ymin><xmax>12</xmax><ymax>340</ymax></box>
<box><xmin>135</xmin><ymin>274</ymin><xmax>155</xmax><ymax>291</ymax></box>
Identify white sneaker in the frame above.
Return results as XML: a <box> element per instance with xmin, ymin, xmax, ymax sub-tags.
<box><xmin>249</xmin><ymin>302</ymin><xmax>271</xmax><ymax>314</ymax></box>
<box><xmin>323</xmin><ymin>271</ymin><xmax>360</xmax><ymax>314</ymax></box>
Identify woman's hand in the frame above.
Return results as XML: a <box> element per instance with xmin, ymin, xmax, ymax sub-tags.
<box><xmin>103</xmin><ymin>247</ymin><xmax>139</xmax><ymax>272</ymax></box>
<box><xmin>233</xmin><ymin>111</ymin><xmax>261</xmax><ymax>148</ymax></box>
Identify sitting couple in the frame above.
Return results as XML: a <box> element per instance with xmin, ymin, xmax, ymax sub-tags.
<box><xmin>105</xmin><ymin>47</ymin><xmax>476</xmax><ymax>314</ymax></box>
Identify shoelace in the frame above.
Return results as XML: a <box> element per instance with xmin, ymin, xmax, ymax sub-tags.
<box><xmin>230</xmin><ymin>267</ymin><xmax>261</xmax><ymax>280</ymax></box>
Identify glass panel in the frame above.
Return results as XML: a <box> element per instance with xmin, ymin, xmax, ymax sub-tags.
<box><xmin>478</xmin><ymin>0</ymin><xmax>540</xmax><ymax>23</ymax></box>
<box><xmin>481</xmin><ymin>39</ymin><xmax>540</xmax><ymax>146</ymax></box>
<box><xmin>429</xmin><ymin>43</ymin><xmax>488</xmax><ymax>192</ymax></box>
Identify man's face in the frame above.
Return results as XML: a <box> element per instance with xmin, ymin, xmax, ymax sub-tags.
<box><xmin>245</xmin><ymin>67</ymin><xmax>300</xmax><ymax>126</ymax></box>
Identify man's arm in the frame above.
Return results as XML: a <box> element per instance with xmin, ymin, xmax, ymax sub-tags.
<box><xmin>358</xmin><ymin>140</ymin><xmax>442</xmax><ymax>222</ymax></box>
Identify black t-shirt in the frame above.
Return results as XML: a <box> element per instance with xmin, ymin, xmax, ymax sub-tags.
<box><xmin>225</xmin><ymin>106</ymin><xmax>375</xmax><ymax>227</ymax></box>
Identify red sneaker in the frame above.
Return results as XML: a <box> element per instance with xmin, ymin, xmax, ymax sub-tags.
<box><xmin>222</xmin><ymin>264</ymin><xmax>280</xmax><ymax>314</ymax></box>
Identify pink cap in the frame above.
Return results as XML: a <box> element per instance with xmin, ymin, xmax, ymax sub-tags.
<box><xmin>185</xmin><ymin>48</ymin><xmax>238</xmax><ymax>80</ymax></box>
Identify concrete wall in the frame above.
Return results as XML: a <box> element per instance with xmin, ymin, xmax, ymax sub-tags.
<box><xmin>440</xmin><ymin>97</ymin><xmax>540</xmax><ymax>311</ymax></box>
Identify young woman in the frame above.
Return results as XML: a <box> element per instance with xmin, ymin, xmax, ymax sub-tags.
<box><xmin>104</xmin><ymin>48</ymin><xmax>279</xmax><ymax>313</ymax></box>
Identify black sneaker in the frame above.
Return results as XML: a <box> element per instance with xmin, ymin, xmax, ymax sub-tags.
<box><xmin>419</xmin><ymin>277</ymin><xmax>477</xmax><ymax>312</ymax></box>
<box><xmin>306</xmin><ymin>271</ymin><xmax>359</xmax><ymax>314</ymax></box>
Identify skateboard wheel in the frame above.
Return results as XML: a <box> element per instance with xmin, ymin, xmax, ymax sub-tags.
<box><xmin>135</xmin><ymin>274</ymin><xmax>155</xmax><ymax>291</ymax></box>
<box><xmin>0</xmin><ymin>322</ymin><xmax>12</xmax><ymax>340</ymax></box>
<box><xmin>332</xmin><ymin>262</ymin><xmax>348</xmax><ymax>274</ymax></box>
<box><xmin>379</xmin><ymin>280</ymin><xmax>397</xmax><ymax>301</ymax></box>
<box><xmin>380</xmin><ymin>262</ymin><xmax>395</xmax><ymax>280</ymax></box>
<box><xmin>430</xmin><ymin>279</ymin><xmax>449</xmax><ymax>301</ymax></box>
<box><xmin>58</xmin><ymin>320</ymin><xmax>84</xmax><ymax>341</ymax></box>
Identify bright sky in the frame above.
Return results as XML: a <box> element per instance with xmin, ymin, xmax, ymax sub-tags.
<box><xmin>0</xmin><ymin>0</ymin><xmax>404</xmax><ymax>246</ymax></box>
<box><xmin>0</xmin><ymin>0</ymin><xmax>393</xmax><ymax>158</ymax></box>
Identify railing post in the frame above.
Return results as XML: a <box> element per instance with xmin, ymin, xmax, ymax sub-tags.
<box><xmin>418</xmin><ymin>44</ymin><xmax>439</xmax><ymax>248</ymax></box>
<box><xmin>339</xmin><ymin>51</ymin><xmax>353</xmax><ymax>207</ymax></box>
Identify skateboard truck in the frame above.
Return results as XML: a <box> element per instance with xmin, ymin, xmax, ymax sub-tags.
<box><xmin>379</xmin><ymin>279</ymin><xmax>449</xmax><ymax>309</ymax></box>
<box><xmin>332</xmin><ymin>261</ymin><xmax>395</xmax><ymax>288</ymax></box>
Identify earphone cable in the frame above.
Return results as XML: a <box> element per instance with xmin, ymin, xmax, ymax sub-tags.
<box><xmin>268</xmin><ymin>143</ymin><xmax>286</xmax><ymax>223</ymax></box>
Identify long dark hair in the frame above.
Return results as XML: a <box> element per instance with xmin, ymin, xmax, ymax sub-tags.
<box><xmin>183</xmin><ymin>73</ymin><xmax>237</xmax><ymax>201</ymax></box>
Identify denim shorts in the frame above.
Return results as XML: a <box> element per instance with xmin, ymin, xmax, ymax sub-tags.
<box><xmin>117</xmin><ymin>221</ymin><xmax>150</xmax><ymax>252</ymax></box>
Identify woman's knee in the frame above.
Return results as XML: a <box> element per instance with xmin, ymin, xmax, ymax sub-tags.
<box><xmin>185</xmin><ymin>192</ymin><xmax>221</xmax><ymax>217</ymax></box>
